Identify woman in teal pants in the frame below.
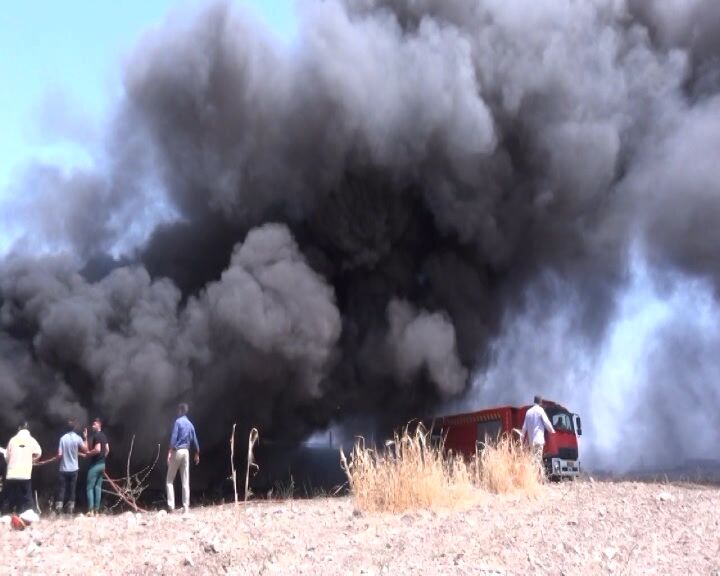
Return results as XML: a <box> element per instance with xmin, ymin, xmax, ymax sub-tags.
<box><xmin>84</xmin><ymin>418</ymin><xmax>109</xmax><ymax>516</ymax></box>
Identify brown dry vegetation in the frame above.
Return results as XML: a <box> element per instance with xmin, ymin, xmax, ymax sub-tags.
<box><xmin>341</xmin><ymin>427</ymin><xmax>542</xmax><ymax>512</ymax></box>
<box><xmin>340</xmin><ymin>427</ymin><xmax>476</xmax><ymax>513</ymax></box>
<box><xmin>476</xmin><ymin>436</ymin><xmax>544</xmax><ymax>496</ymax></box>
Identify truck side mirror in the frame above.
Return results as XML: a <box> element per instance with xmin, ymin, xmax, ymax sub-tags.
<box><xmin>573</xmin><ymin>414</ymin><xmax>583</xmax><ymax>436</ymax></box>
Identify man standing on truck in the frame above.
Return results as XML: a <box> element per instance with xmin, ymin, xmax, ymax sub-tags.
<box><xmin>521</xmin><ymin>396</ymin><xmax>555</xmax><ymax>468</ymax></box>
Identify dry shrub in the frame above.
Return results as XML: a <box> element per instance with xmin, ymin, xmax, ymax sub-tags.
<box><xmin>341</xmin><ymin>425</ymin><xmax>477</xmax><ymax>513</ymax></box>
<box><xmin>342</xmin><ymin>426</ymin><xmax>543</xmax><ymax>512</ymax></box>
<box><xmin>476</xmin><ymin>435</ymin><xmax>544</xmax><ymax>495</ymax></box>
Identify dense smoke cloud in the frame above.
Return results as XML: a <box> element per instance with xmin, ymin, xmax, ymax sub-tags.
<box><xmin>1</xmin><ymin>0</ymin><xmax>720</xmax><ymax>470</ymax></box>
<box><xmin>468</xmin><ymin>257</ymin><xmax>720</xmax><ymax>471</ymax></box>
<box><xmin>386</xmin><ymin>299</ymin><xmax>467</xmax><ymax>395</ymax></box>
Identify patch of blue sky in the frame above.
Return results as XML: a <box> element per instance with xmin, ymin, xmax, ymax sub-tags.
<box><xmin>0</xmin><ymin>1</ymin><xmax>297</xmax><ymax>255</ymax></box>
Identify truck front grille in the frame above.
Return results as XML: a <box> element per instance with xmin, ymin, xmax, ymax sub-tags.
<box><xmin>557</xmin><ymin>447</ymin><xmax>578</xmax><ymax>460</ymax></box>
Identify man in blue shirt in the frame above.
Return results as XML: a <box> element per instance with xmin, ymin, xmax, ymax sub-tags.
<box><xmin>166</xmin><ymin>403</ymin><xmax>200</xmax><ymax>513</ymax></box>
<box><xmin>54</xmin><ymin>418</ymin><xmax>87</xmax><ymax>515</ymax></box>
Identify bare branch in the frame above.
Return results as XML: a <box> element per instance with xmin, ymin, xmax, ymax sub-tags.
<box><xmin>245</xmin><ymin>428</ymin><xmax>259</xmax><ymax>502</ymax></box>
<box><xmin>230</xmin><ymin>423</ymin><xmax>238</xmax><ymax>505</ymax></box>
<box><xmin>103</xmin><ymin>440</ymin><xmax>161</xmax><ymax>511</ymax></box>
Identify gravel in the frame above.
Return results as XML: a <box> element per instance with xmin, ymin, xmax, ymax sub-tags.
<box><xmin>1</xmin><ymin>480</ymin><xmax>718</xmax><ymax>575</ymax></box>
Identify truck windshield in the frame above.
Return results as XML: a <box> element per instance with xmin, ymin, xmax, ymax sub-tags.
<box><xmin>546</xmin><ymin>408</ymin><xmax>573</xmax><ymax>432</ymax></box>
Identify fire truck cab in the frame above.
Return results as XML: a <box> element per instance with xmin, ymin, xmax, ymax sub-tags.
<box><xmin>433</xmin><ymin>399</ymin><xmax>582</xmax><ymax>480</ymax></box>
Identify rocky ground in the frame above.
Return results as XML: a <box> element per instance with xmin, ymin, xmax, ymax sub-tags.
<box><xmin>1</xmin><ymin>479</ymin><xmax>718</xmax><ymax>575</ymax></box>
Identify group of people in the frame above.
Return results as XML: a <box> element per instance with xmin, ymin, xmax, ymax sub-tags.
<box><xmin>0</xmin><ymin>403</ymin><xmax>200</xmax><ymax>517</ymax></box>
<box><xmin>0</xmin><ymin>417</ymin><xmax>109</xmax><ymax>517</ymax></box>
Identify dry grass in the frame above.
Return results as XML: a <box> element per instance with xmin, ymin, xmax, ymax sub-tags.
<box><xmin>341</xmin><ymin>425</ymin><xmax>477</xmax><ymax>513</ymax></box>
<box><xmin>341</xmin><ymin>426</ymin><xmax>543</xmax><ymax>512</ymax></box>
<box><xmin>476</xmin><ymin>435</ymin><xmax>544</xmax><ymax>495</ymax></box>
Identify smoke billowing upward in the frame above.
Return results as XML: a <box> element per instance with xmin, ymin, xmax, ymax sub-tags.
<box><xmin>1</xmin><ymin>0</ymin><xmax>720</xmax><ymax>470</ymax></box>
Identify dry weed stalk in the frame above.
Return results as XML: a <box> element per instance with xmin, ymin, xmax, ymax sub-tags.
<box><xmin>103</xmin><ymin>438</ymin><xmax>161</xmax><ymax>512</ymax></box>
<box><xmin>230</xmin><ymin>423</ymin><xmax>238</xmax><ymax>504</ymax></box>
<box><xmin>245</xmin><ymin>428</ymin><xmax>259</xmax><ymax>502</ymax></box>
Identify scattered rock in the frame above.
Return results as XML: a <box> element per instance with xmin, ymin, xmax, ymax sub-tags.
<box><xmin>157</xmin><ymin>510</ymin><xmax>168</xmax><ymax>518</ymax></box>
<box><xmin>603</xmin><ymin>547</ymin><xmax>617</xmax><ymax>561</ymax></box>
<box><xmin>183</xmin><ymin>554</ymin><xmax>194</xmax><ymax>567</ymax></box>
<box><xmin>123</xmin><ymin>511</ymin><xmax>137</xmax><ymax>527</ymax></box>
<box><xmin>20</xmin><ymin>510</ymin><xmax>40</xmax><ymax>524</ymax></box>
<box><xmin>656</xmin><ymin>492</ymin><xmax>674</xmax><ymax>502</ymax></box>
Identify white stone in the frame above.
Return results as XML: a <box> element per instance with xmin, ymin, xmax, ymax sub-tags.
<box><xmin>20</xmin><ymin>509</ymin><xmax>40</xmax><ymax>524</ymax></box>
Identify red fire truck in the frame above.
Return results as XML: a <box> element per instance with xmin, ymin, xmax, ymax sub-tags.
<box><xmin>432</xmin><ymin>400</ymin><xmax>582</xmax><ymax>479</ymax></box>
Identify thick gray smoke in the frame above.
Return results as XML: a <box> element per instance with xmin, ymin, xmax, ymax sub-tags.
<box><xmin>386</xmin><ymin>300</ymin><xmax>467</xmax><ymax>395</ymax></box>
<box><xmin>1</xmin><ymin>0</ymin><xmax>720</xmax><ymax>470</ymax></box>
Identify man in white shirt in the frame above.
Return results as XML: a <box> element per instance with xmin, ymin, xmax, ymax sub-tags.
<box><xmin>0</xmin><ymin>423</ymin><xmax>42</xmax><ymax>514</ymax></box>
<box><xmin>521</xmin><ymin>396</ymin><xmax>555</xmax><ymax>465</ymax></box>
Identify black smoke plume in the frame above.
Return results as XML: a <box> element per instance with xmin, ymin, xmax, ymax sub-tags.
<box><xmin>2</xmin><ymin>0</ymin><xmax>720</xmax><ymax>472</ymax></box>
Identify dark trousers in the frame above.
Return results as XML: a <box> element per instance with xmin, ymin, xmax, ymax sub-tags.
<box><xmin>56</xmin><ymin>471</ymin><xmax>78</xmax><ymax>510</ymax></box>
<box><xmin>1</xmin><ymin>479</ymin><xmax>32</xmax><ymax>513</ymax></box>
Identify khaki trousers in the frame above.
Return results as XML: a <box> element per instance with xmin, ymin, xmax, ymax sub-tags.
<box><xmin>166</xmin><ymin>448</ymin><xmax>190</xmax><ymax>510</ymax></box>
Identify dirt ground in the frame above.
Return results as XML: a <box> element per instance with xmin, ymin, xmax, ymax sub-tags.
<box><xmin>2</xmin><ymin>479</ymin><xmax>719</xmax><ymax>575</ymax></box>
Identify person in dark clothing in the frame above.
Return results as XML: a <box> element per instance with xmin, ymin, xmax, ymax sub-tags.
<box><xmin>84</xmin><ymin>418</ymin><xmax>109</xmax><ymax>516</ymax></box>
<box><xmin>53</xmin><ymin>418</ymin><xmax>87</xmax><ymax>514</ymax></box>
<box><xmin>166</xmin><ymin>403</ymin><xmax>200</xmax><ymax>513</ymax></box>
